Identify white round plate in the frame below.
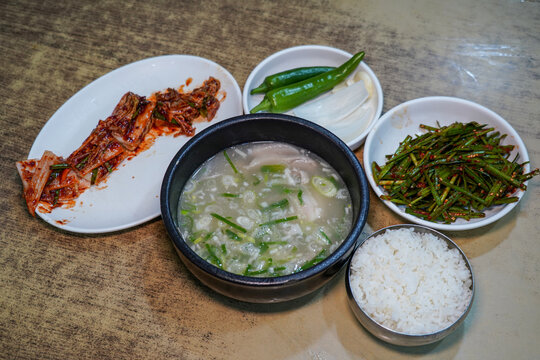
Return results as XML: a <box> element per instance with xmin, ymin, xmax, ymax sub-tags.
<box><xmin>243</xmin><ymin>45</ymin><xmax>383</xmax><ymax>150</ymax></box>
<box><xmin>28</xmin><ymin>55</ymin><xmax>243</xmax><ymax>233</ymax></box>
<box><xmin>363</xmin><ymin>96</ymin><xmax>532</xmax><ymax>231</ymax></box>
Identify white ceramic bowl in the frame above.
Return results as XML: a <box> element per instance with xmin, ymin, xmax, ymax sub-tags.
<box><xmin>243</xmin><ymin>45</ymin><xmax>384</xmax><ymax>150</ymax></box>
<box><xmin>363</xmin><ymin>96</ymin><xmax>532</xmax><ymax>231</ymax></box>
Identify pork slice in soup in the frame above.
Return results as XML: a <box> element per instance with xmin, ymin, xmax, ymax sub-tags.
<box><xmin>178</xmin><ymin>141</ymin><xmax>353</xmax><ymax>277</ymax></box>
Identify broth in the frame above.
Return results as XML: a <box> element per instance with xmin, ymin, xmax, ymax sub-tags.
<box><xmin>177</xmin><ymin>142</ymin><xmax>353</xmax><ymax>277</ymax></box>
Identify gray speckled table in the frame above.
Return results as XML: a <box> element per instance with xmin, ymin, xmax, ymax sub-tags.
<box><xmin>1</xmin><ymin>0</ymin><xmax>539</xmax><ymax>359</ymax></box>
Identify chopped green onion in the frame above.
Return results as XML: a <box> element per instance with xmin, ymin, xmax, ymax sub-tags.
<box><xmin>104</xmin><ymin>161</ymin><xmax>113</xmax><ymax>173</ymax></box>
<box><xmin>311</xmin><ymin>176</ymin><xmax>337</xmax><ymax>197</ymax></box>
<box><xmin>269</xmin><ymin>266</ymin><xmax>287</xmax><ymax>276</ymax></box>
<box><xmin>205</xmin><ymin>244</ymin><xmax>223</xmax><ymax>269</ymax></box>
<box><xmin>244</xmin><ymin>258</ymin><xmax>274</xmax><ymax>276</ymax></box>
<box><xmin>90</xmin><ymin>168</ymin><xmax>98</xmax><ymax>185</ymax></box>
<box><xmin>252</xmin><ymin>175</ymin><xmax>261</xmax><ymax>185</ymax></box>
<box><xmin>297</xmin><ymin>190</ymin><xmax>304</xmax><ymax>205</ymax></box>
<box><xmin>299</xmin><ymin>249</ymin><xmax>327</xmax><ymax>271</ymax></box>
<box><xmin>221</xmin><ymin>193</ymin><xmax>239</xmax><ymax>198</ymax></box>
<box><xmin>52</xmin><ymin>189</ymin><xmax>60</xmax><ymax>205</ymax></box>
<box><xmin>152</xmin><ymin>105</ymin><xmax>166</xmax><ymax>120</ymax></box>
<box><xmin>179</xmin><ymin>214</ymin><xmax>194</xmax><ymax>233</ymax></box>
<box><xmin>319</xmin><ymin>229</ymin><xmax>331</xmax><ymax>245</ymax></box>
<box><xmin>199</xmin><ymin>102</ymin><xmax>208</xmax><ymax>118</ymax></box>
<box><xmin>182</xmin><ymin>202</ymin><xmax>197</xmax><ymax>211</ymax></box>
<box><xmin>211</xmin><ymin>213</ymin><xmax>247</xmax><ymax>233</ymax></box>
<box><xmin>181</xmin><ymin>202</ymin><xmax>200</xmax><ymax>215</ymax></box>
<box><xmin>243</xmin><ymin>264</ymin><xmax>253</xmax><ymax>275</ymax></box>
<box><xmin>261</xmin><ymin>164</ymin><xmax>286</xmax><ymax>174</ymax></box>
<box><xmin>223</xmin><ymin>150</ymin><xmax>239</xmax><ymax>174</ymax></box>
<box><xmin>193</xmin><ymin>231</ymin><xmax>213</xmax><ymax>245</ymax></box>
<box><xmin>325</xmin><ymin>176</ymin><xmax>340</xmax><ymax>189</ymax></box>
<box><xmin>244</xmin><ymin>264</ymin><xmax>268</xmax><ymax>276</ymax></box>
<box><xmin>225</xmin><ymin>229</ymin><xmax>243</xmax><ymax>242</ymax></box>
<box><xmin>245</xmin><ymin>269</ymin><xmax>268</xmax><ymax>276</ymax></box>
<box><xmin>130</xmin><ymin>102</ymin><xmax>141</xmax><ymax>120</ymax></box>
<box><xmin>258</xmin><ymin>241</ymin><xmax>288</xmax><ymax>254</ymax></box>
<box><xmin>188</xmin><ymin>231</ymin><xmax>203</xmax><ymax>243</ymax></box>
<box><xmin>258</xmin><ymin>242</ymin><xmax>269</xmax><ymax>254</ymax></box>
<box><xmin>271</xmin><ymin>184</ymin><xmax>293</xmax><ymax>194</ymax></box>
<box><xmin>262</xmin><ymin>198</ymin><xmax>289</xmax><ymax>212</ymax></box>
<box><xmin>259</xmin><ymin>215</ymin><xmax>298</xmax><ymax>227</ymax></box>
<box><xmin>75</xmin><ymin>155</ymin><xmax>89</xmax><ymax>170</ymax></box>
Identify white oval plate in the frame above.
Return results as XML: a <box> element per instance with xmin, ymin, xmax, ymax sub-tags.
<box><xmin>243</xmin><ymin>45</ymin><xmax>384</xmax><ymax>150</ymax></box>
<box><xmin>363</xmin><ymin>96</ymin><xmax>532</xmax><ymax>231</ymax></box>
<box><xmin>28</xmin><ymin>55</ymin><xmax>243</xmax><ymax>233</ymax></box>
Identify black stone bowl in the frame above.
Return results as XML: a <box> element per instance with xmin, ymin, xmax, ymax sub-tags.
<box><xmin>160</xmin><ymin>113</ymin><xmax>370</xmax><ymax>303</ymax></box>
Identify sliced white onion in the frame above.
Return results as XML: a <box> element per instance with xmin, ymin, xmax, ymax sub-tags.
<box><xmin>292</xmin><ymin>79</ymin><xmax>369</xmax><ymax>126</ymax></box>
<box><xmin>326</xmin><ymin>106</ymin><xmax>373</xmax><ymax>141</ymax></box>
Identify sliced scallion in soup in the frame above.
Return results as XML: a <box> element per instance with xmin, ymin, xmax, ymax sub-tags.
<box><xmin>177</xmin><ymin>142</ymin><xmax>353</xmax><ymax>277</ymax></box>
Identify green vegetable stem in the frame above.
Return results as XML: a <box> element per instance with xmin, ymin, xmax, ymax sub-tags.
<box><xmin>250</xmin><ymin>66</ymin><xmax>335</xmax><ymax>94</ymax></box>
<box><xmin>372</xmin><ymin>121</ymin><xmax>540</xmax><ymax>224</ymax></box>
<box><xmin>250</xmin><ymin>51</ymin><xmax>365</xmax><ymax>114</ymax></box>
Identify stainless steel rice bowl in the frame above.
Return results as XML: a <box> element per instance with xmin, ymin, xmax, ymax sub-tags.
<box><xmin>346</xmin><ymin>224</ymin><xmax>475</xmax><ymax>346</ymax></box>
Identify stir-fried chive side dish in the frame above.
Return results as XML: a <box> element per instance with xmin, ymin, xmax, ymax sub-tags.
<box><xmin>372</xmin><ymin>122</ymin><xmax>539</xmax><ymax>224</ymax></box>
<box><xmin>16</xmin><ymin>77</ymin><xmax>222</xmax><ymax>216</ymax></box>
<box><xmin>178</xmin><ymin>142</ymin><xmax>353</xmax><ymax>277</ymax></box>
<box><xmin>250</xmin><ymin>51</ymin><xmax>365</xmax><ymax>113</ymax></box>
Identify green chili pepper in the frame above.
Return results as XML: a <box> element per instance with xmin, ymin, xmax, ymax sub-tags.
<box><xmin>250</xmin><ymin>51</ymin><xmax>365</xmax><ymax>113</ymax></box>
<box><xmin>250</xmin><ymin>66</ymin><xmax>336</xmax><ymax>94</ymax></box>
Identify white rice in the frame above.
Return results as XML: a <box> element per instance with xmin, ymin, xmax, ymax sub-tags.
<box><xmin>349</xmin><ymin>227</ymin><xmax>472</xmax><ymax>335</ymax></box>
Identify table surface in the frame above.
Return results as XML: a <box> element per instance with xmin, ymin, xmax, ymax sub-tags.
<box><xmin>1</xmin><ymin>0</ymin><xmax>539</xmax><ymax>359</ymax></box>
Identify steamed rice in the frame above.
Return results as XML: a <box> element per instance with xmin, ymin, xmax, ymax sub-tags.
<box><xmin>349</xmin><ymin>227</ymin><xmax>472</xmax><ymax>335</ymax></box>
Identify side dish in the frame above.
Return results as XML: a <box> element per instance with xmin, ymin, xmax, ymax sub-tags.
<box><xmin>249</xmin><ymin>51</ymin><xmax>365</xmax><ymax>114</ymax></box>
<box><xmin>371</xmin><ymin>121</ymin><xmax>539</xmax><ymax>224</ymax></box>
<box><xmin>17</xmin><ymin>77</ymin><xmax>222</xmax><ymax>216</ymax></box>
<box><xmin>177</xmin><ymin>142</ymin><xmax>353</xmax><ymax>277</ymax></box>
<box><xmin>349</xmin><ymin>227</ymin><xmax>473</xmax><ymax>335</ymax></box>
